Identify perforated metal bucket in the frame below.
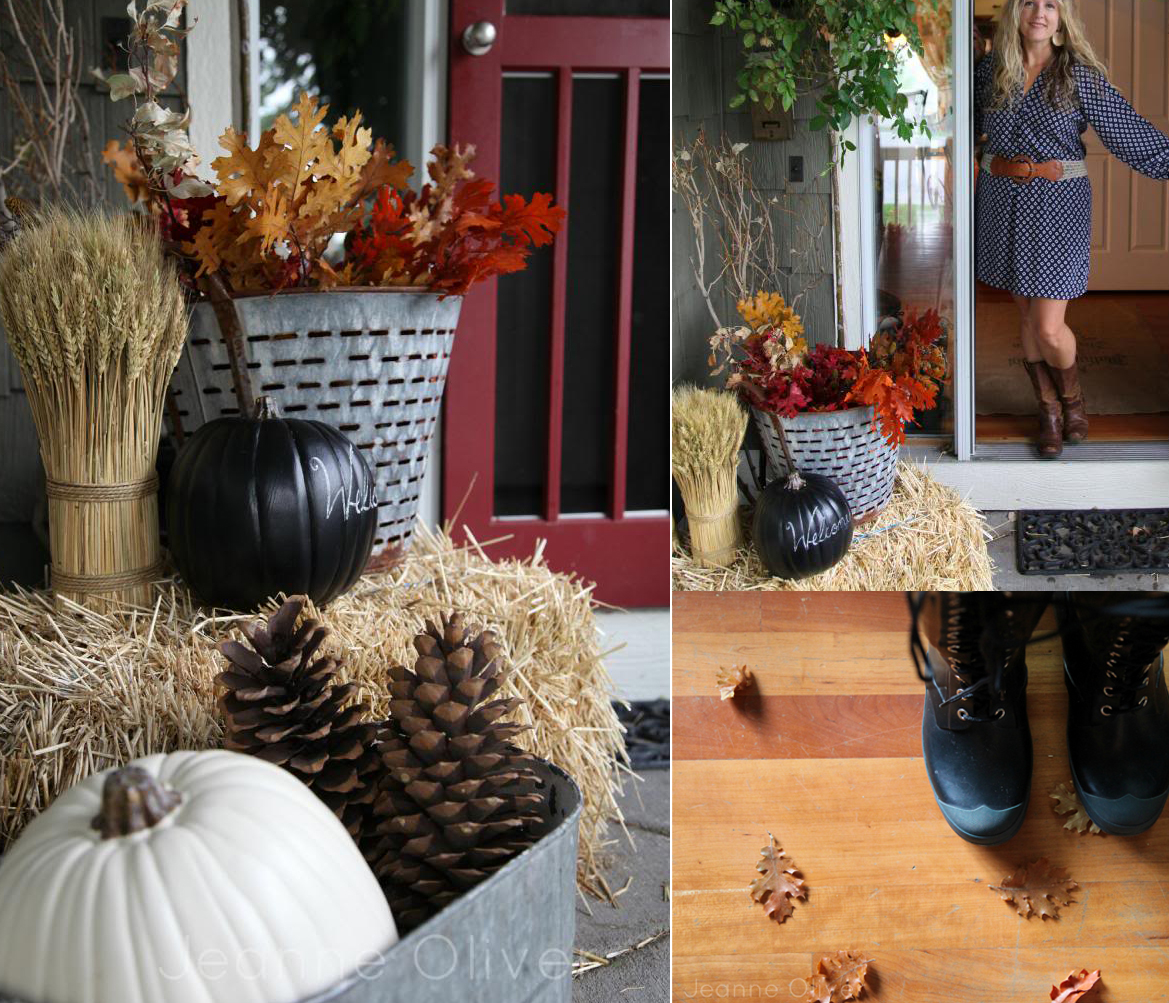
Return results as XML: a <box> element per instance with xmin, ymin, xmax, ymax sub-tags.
<box><xmin>167</xmin><ymin>289</ymin><xmax>463</xmax><ymax>559</ymax></box>
<box><xmin>752</xmin><ymin>405</ymin><xmax>899</xmax><ymax>522</ymax></box>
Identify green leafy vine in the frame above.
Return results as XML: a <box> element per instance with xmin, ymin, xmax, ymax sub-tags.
<box><xmin>711</xmin><ymin>0</ymin><xmax>933</xmax><ymax>170</ymax></box>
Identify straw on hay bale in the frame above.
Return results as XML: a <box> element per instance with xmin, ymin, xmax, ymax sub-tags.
<box><xmin>0</xmin><ymin>525</ymin><xmax>629</xmax><ymax>895</ymax></box>
<box><xmin>672</xmin><ymin>461</ymin><xmax>994</xmax><ymax>591</ymax></box>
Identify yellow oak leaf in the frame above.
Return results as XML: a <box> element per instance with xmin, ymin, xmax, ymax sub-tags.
<box><xmin>243</xmin><ymin>186</ymin><xmax>290</xmax><ymax>254</ymax></box>
<box><xmin>271</xmin><ymin>91</ymin><xmax>331</xmax><ymax>202</ymax></box>
<box><xmin>212</xmin><ymin>126</ymin><xmax>279</xmax><ymax>206</ymax></box>
<box><xmin>355</xmin><ymin>139</ymin><xmax>413</xmax><ymax>201</ymax></box>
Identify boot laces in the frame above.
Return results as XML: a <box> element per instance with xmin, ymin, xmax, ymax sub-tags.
<box><xmin>910</xmin><ymin>593</ymin><xmax>1027</xmax><ymax>723</ymax></box>
<box><xmin>1099</xmin><ymin>615</ymin><xmax>1165</xmax><ymax>716</ymax></box>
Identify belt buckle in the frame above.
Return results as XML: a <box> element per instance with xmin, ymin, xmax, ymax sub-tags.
<box><xmin>1009</xmin><ymin>154</ymin><xmax>1036</xmax><ymax>183</ymax></box>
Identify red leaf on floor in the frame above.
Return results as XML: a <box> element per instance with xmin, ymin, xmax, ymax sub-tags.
<box><xmin>1050</xmin><ymin>968</ymin><xmax>1101</xmax><ymax>1002</ymax></box>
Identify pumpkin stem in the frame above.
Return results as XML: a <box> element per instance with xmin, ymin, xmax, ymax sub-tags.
<box><xmin>254</xmin><ymin>395</ymin><xmax>281</xmax><ymax>420</ymax></box>
<box><xmin>91</xmin><ymin>765</ymin><xmax>182</xmax><ymax>839</ymax></box>
<box><xmin>785</xmin><ymin>469</ymin><xmax>805</xmax><ymax>491</ymax></box>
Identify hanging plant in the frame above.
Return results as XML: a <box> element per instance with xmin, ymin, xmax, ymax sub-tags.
<box><xmin>711</xmin><ymin>0</ymin><xmax>931</xmax><ymax>168</ymax></box>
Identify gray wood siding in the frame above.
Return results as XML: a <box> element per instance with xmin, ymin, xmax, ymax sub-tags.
<box><xmin>672</xmin><ymin>0</ymin><xmax>839</xmax><ymax>388</ymax></box>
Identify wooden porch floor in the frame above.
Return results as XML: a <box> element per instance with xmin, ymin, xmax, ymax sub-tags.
<box><xmin>672</xmin><ymin>591</ymin><xmax>1169</xmax><ymax>1002</ymax></box>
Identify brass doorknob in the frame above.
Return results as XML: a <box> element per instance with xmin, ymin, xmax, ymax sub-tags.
<box><xmin>462</xmin><ymin>21</ymin><xmax>497</xmax><ymax>56</ymax></box>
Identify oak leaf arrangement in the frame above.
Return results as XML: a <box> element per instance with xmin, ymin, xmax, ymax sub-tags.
<box><xmin>1050</xmin><ymin>969</ymin><xmax>1101</xmax><ymax>1003</ymax></box>
<box><xmin>989</xmin><ymin>858</ymin><xmax>1078</xmax><ymax>919</ymax></box>
<box><xmin>709</xmin><ymin>290</ymin><xmax>948</xmax><ymax>447</ymax></box>
<box><xmin>807</xmin><ymin>950</ymin><xmax>871</xmax><ymax>1003</ymax></box>
<box><xmin>749</xmin><ymin>832</ymin><xmax>806</xmax><ymax>923</ymax></box>
<box><xmin>342</xmin><ymin>144</ymin><xmax>566</xmax><ymax>295</ymax></box>
<box><xmin>190</xmin><ymin>91</ymin><xmax>412</xmax><ymax>291</ymax></box>
<box><xmin>717</xmin><ymin>664</ymin><xmax>754</xmax><ymax>701</ymax></box>
<box><xmin>1050</xmin><ymin>782</ymin><xmax>1103</xmax><ymax>835</ymax></box>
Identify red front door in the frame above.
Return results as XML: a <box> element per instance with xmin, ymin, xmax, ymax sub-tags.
<box><xmin>445</xmin><ymin>1</ymin><xmax>669</xmax><ymax>608</ymax></box>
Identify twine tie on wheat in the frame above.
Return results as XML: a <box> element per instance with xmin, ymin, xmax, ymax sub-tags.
<box><xmin>44</xmin><ymin>474</ymin><xmax>165</xmax><ymax>593</ymax></box>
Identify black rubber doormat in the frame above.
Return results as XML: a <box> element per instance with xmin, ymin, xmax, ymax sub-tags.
<box><xmin>1016</xmin><ymin>509</ymin><xmax>1169</xmax><ymax>574</ymax></box>
<box><xmin>613</xmin><ymin>699</ymin><xmax>670</xmax><ymax>769</ymax></box>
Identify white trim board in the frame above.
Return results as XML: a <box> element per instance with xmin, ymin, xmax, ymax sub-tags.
<box><xmin>186</xmin><ymin>0</ymin><xmax>238</xmax><ymax>169</ymax></box>
<box><xmin>906</xmin><ymin>453</ymin><xmax>1169</xmax><ymax>509</ymax></box>
<box><xmin>594</xmin><ymin>609</ymin><xmax>669</xmax><ymax>702</ymax></box>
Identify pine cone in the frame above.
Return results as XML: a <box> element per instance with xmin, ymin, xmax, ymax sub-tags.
<box><xmin>367</xmin><ymin>612</ymin><xmax>549</xmax><ymax>932</ymax></box>
<box><xmin>217</xmin><ymin>597</ymin><xmax>380</xmax><ymax>837</ymax></box>
<box><xmin>717</xmin><ymin>664</ymin><xmax>754</xmax><ymax>701</ymax></box>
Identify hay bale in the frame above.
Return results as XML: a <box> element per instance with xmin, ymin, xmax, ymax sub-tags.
<box><xmin>673</xmin><ymin>461</ymin><xmax>995</xmax><ymax>591</ymax></box>
<box><xmin>0</xmin><ymin>525</ymin><xmax>629</xmax><ymax>894</ymax></box>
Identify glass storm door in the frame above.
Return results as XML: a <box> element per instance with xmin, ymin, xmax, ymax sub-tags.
<box><xmin>445</xmin><ymin>0</ymin><xmax>670</xmax><ymax>606</ymax></box>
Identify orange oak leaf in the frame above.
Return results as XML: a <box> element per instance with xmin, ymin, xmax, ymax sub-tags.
<box><xmin>749</xmin><ymin>833</ymin><xmax>806</xmax><ymax>923</ymax></box>
<box><xmin>355</xmin><ymin>138</ymin><xmax>413</xmax><ymax>201</ymax></box>
<box><xmin>1050</xmin><ymin>969</ymin><xmax>1101</xmax><ymax>1003</ymax></box>
<box><xmin>807</xmin><ymin>950</ymin><xmax>871</xmax><ymax>1003</ymax></box>
<box><xmin>990</xmin><ymin>858</ymin><xmax>1077</xmax><ymax>919</ymax></box>
<box><xmin>212</xmin><ymin>126</ymin><xmax>280</xmax><ymax>206</ymax></box>
<box><xmin>717</xmin><ymin>664</ymin><xmax>753</xmax><ymax>701</ymax></box>
<box><xmin>102</xmin><ymin>140</ymin><xmax>151</xmax><ymax>204</ymax></box>
<box><xmin>1050</xmin><ymin>782</ymin><xmax>1103</xmax><ymax>835</ymax></box>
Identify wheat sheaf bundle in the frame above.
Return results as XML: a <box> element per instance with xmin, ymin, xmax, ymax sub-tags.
<box><xmin>0</xmin><ymin>206</ymin><xmax>187</xmax><ymax>608</ymax></box>
<box><xmin>672</xmin><ymin>384</ymin><xmax>747</xmax><ymax>568</ymax></box>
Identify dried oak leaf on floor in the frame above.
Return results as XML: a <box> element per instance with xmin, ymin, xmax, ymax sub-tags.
<box><xmin>749</xmin><ymin>832</ymin><xmax>806</xmax><ymax>923</ymax></box>
<box><xmin>1050</xmin><ymin>782</ymin><xmax>1103</xmax><ymax>835</ymax></box>
<box><xmin>807</xmin><ymin>950</ymin><xmax>871</xmax><ymax>1003</ymax></box>
<box><xmin>990</xmin><ymin>857</ymin><xmax>1077</xmax><ymax>919</ymax></box>
<box><xmin>717</xmin><ymin>664</ymin><xmax>754</xmax><ymax>701</ymax></box>
<box><xmin>1050</xmin><ymin>968</ymin><xmax>1101</xmax><ymax>1002</ymax></box>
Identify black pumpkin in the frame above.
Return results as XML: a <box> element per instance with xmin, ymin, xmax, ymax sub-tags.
<box><xmin>167</xmin><ymin>398</ymin><xmax>378</xmax><ymax>609</ymax></box>
<box><xmin>752</xmin><ymin>471</ymin><xmax>853</xmax><ymax>580</ymax></box>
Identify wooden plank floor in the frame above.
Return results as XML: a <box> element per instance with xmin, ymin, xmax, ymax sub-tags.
<box><xmin>672</xmin><ymin>592</ymin><xmax>1169</xmax><ymax>1002</ymax></box>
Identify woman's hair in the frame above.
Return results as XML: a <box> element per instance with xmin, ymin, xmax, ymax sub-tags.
<box><xmin>987</xmin><ymin>0</ymin><xmax>1109</xmax><ymax>112</ymax></box>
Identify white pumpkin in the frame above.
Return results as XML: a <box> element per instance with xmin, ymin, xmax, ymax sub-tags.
<box><xmin>0</xmin><ymin>750</ymin><xmax>397</xmax><ymax>1003</ymax></box>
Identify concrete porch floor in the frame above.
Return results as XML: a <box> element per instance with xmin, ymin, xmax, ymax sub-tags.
<box><xmin>573</xmin><ymin>767</ymin><xmax>670</xmax><ymax>1003</ymax></box>
<box><xmin>984</xmin><ymin>510</ymin><xmax>1166</xmax><ymax>591</ymax></box>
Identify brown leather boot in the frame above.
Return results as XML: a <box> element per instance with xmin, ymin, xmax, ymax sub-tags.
<box><xmin>1048</xmin><ymin>361</ymin><xmax>1089</xmax><ymax>443</ymax></box>
<box><xmin>1023</xmin><ymin>360</ymin><xmax>1063</xmax><ymax>458</ymax></box>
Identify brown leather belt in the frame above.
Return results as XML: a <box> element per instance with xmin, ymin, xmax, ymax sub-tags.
<box><xmin>980</xmin><ymin>152</ymin><xmax>1088</xmax><ymax>183</ymax></box>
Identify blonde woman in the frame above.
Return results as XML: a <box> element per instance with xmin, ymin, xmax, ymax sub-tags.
<box><xmin>974</xmin><ymin>0</ymin><xmax>1169</xmax><ymax>457</ymax></box>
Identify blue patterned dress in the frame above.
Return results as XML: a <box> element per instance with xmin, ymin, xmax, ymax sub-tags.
<box><xmin>974</xmin><ymin>51</ymin><xmax>1169</xmax><ymax>299</ymax></box>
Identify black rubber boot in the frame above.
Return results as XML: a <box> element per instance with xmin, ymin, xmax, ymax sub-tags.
<box><xmin>910</xmin><ymin>591</ymin><xmax>1051</xmax><ymax>845</ymax></box>
<box><xmin>1059</xmin><ymin>592</ymin><xmax>1169</xmax><ymax>835</ymax></box>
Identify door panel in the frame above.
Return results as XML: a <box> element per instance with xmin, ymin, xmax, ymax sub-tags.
<box><xmin>445</xmin><ymin>0</ymin><xmax>669</xmax><ymax>606</ymax></box>
<box><xmin>1085</xmin><ymin>0</ymin><xmax>1169</xmax><ymax>289</ymax></box>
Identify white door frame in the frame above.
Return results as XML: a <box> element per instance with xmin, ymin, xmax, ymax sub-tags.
<box><xmin>836</xmin><ymin>0</ymin><xmax>1169</xmax><ymax>509</ymax></box>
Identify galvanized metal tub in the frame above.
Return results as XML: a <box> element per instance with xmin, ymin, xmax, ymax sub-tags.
<box><xmin>168</xmin><ymin>288</ymin><xmax>463</xmax><ymax>560</ymax></box>
<box><xmin>0</xmin><ymin>760</ymin><xmax>581</xmax><ymax>1003</ymax></box>
<box><xmin>752</xmin><ymin>405</ymin><xmax>899</xmax><ymax>523</ymax></box>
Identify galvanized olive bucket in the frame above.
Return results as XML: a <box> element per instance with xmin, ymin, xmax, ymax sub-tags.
<box><xmin>752</xmin><ymin>405</ymin><xmax>899</xmax><ymax>523</ymax></box>
<box><xmin>167</xmin><ymin>288</ymin><xmax>463</xmax><ymax>561</ymax></box>
<box><xmin>0</xmin><ymin>760</ymin><xmax>581</xmax><ymax>1003</ymax></box>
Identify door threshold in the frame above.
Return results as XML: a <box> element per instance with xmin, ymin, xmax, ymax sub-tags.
<box><xmin>973</xmin><ymin>441</ymin><xmax>1169</xmax><ymax>461</ymax></box>
<box><xmin>903</xmin><ymin>444</ymin><xmax>1169</xmax><ymax>509</ymax></box>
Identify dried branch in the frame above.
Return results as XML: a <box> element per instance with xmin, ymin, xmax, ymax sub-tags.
<box><xmin>0</xmin><ymin>0</ymin><xmax>99</xmax><ymax>204</ymax></box>
<box><xmin>671</xmin><ymin>131</ymin><xmax>826</xmax><ymax>333</ymax></box>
